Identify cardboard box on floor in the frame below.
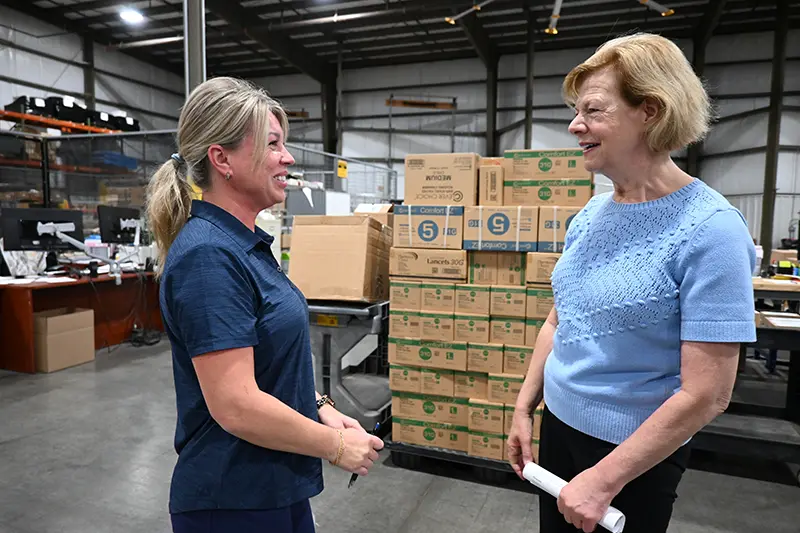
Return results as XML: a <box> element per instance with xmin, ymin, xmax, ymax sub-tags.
<box><xmin>33</xmin><ymin>307</ymin><xmax>95</xmax><ymax>372</ymax></box>
<box><xmin>463</xmin><ymin>207</ymin><xmax>539</xmax><ymax>252</ymax></box>
<box><xmin>526</xmin><ymin>253</ymin><xmax>561</xmax><ymax>284</ymax></box>
<box><xmin>290</xmin><ymin>216</ymin><xmax>391</xmax><ymax>302</ymax></box>
<box><xmin>503</xmin><ymin>149</ymin><xmax>593</xmax><ymax>207</ymax></box>
<box><xmin>390</xmin><ymin>248</ymin><xmax>468</xmax><ymax>281</ymax></box>
<box><xmin>404</xmin><ymin>153</ymin><xmax>480</xmax><ymax>206</ymax></box>
<box><xmin>394</xmin><ymin>205</ymin><xmax>464</xmax><ymax>250</ymax></box>
<box><xmin>393</xmin><ymin>418</ymin><xmax>469</xmax><ymax>452</ymax></box>
<box><xmin>354</xmin><ymin>203</ymin><xmax>395</xmax><ymax>230</ymax></box>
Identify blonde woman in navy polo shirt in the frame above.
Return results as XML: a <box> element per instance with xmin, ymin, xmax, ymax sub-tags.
<box><xmin>146</xmin><ymin>77</ymin><xmax>384</xmax><ymax>533</ymax></box>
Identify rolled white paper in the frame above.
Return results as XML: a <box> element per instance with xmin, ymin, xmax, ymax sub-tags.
<box><xmin>522</xmin><ymin>462</ymin><xmax>626</xmax><ymax>533</ymax></box>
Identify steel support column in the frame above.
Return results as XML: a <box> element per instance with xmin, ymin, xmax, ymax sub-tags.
<box><xmin>759</xmin><ymin>0</ymin><xmax>789</xmax><ymax>262</ymax></box>
<box><xmin>525</xmin><ymin>7</ymin><xmax>535</xmax><ymax>149</ymax></box>
<box><xmin>82</xmin><ymin>36</ymin><xmax>96</xmax><ymax>109</ymax></box>
<box><xmin>321</xmin><ymin>78</ymin><xmax>338</xmax><ymax>156</ymax></box>
<box><xmin>487</xmin><ymin>62</ymin><xmax>498</xmax><ymax>157</ymax></box>
<box><xmin>184</xmin><ymin>0</ymin><xmax>207</xmax><ymax>97</ymax></box>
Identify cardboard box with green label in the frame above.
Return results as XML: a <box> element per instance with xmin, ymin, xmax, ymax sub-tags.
<box><xmin>389</xmin><ymin>364</ymin><xmax>421</xmax><ymax>394</ymax></box>
<box><xmin>467</xmin><ymin>342</ymin><xmax>504</xmax><ymax>373</ymax></box>
<box><xmin>454</xmin><ymin>371</ymin><xmax>488</xmax><ymax>400</ymax></box>
<box><xmin>468</xmin><ymin>251</ymin><xmax>497</xmax><ymax>285</ymax></box>
<box><xmin>503</xmin><ymin>344</ymin><xmax>534</xmax><ymax>375</ymax></box>
<box><xmin>525</xmin><ymin>252</ymin><xmax>561</xmax><ymax>284</ymax></box>
<box><xmin>419</xmin><ymin>312</ymin><xmax>455</xmax><ymax>342</ymax></box>
<box><xmin>394</xmin><ymin>205</ymin><xmax>464</xmax><ymax>250</ymax></box>
<box><xmin>421</xmin><ymin>368</ymin><xmax>455</xmax><ymax>396</ymax></box>
<box><xmin>497</xmin><ymin>252</ymin><xmax>527</xmax><ymax>286</ymax></box>
<box><xmin>389</xmin><ymin>278</ymin><xmax>422</xmax><ymax>311</ymax></box>
<box><xmin>490</xmin><ymin>285</ymin><xmax>527</xmax><ymax>318</ymax></box>
<box><xmin>526</xmin><ymin>284</ymin><xmax>554</xmax><ymax>319</ymax></box>
<box><xmin>490</xmin><ymin>316</ymin><xmax>526</xmax><ymax>344</ymax></box>
<box><xmin>392</xmin><ymin>418</ymin><xmax>469</xmax><ymax>452</ymax></box>
<box><xmin>454</xmin><ymin>314</ymin><xmax>491</xmax><ymax>344</ymax></box>
<box><xmin>420</xmin><ymin>282</ymin><xmax>456</xmax><ymax>313</ymax></box>
<box><xmin>463</xmin><ymin>206</ymin><xmax>539</xmax><ymax>252</ymax></box>
<box><xmin>488</xmin><ymin>373</ymin><xmax>525</xmax><ymax>404</ymax></box>
<box><xmin>525</xmin><ymin>318</ymin><xmax>546</xmax><ymax>347</ymax></box>
<box><xmin>503</xmin><ymin>149</ymin><xmax>593</xmax><ymax>207</ymax></box>
<box><xmin>455</xmin><ymin>284</ymin><xmax>491</xmax><ymax>314</ymax></box>
<box><xmin>468</xmin><ymin>399</ymin><xmax>505</xmax><ymax>434</ymax></box>
<box><xmin>468</xmin><ymin>430</ymin><xmax>505</xmax><ymax>460</ymax></box>
<box><xmin>389</xmin><ymin>310</ymin><xmax>421</xmax><ymax>338</ymax></box>
<box><xmin>389</xmin><ymin>338</ymin><xmax>467</xmax><ymax>371</ymax></box>
<box><xmin>392</xmin><ymin>392</ymin><xmax>469</xmax><ymax>426</ymax></box>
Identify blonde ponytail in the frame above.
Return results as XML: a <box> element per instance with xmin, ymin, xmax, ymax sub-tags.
<box><xmin>145</xmin><ymin>77</ymin><xmax>288</xmax><ymax>275</ymax></box>
<box><xmin>146</xmin><ymin>159</ymin><xmax>193</xmax><ymax>274</ymax></box>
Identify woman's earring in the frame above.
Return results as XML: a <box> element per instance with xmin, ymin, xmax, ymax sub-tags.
<box><xmin>225</xmin><ymin>172</ymin><xmax>231</xmax><ymax>181</ymax></box>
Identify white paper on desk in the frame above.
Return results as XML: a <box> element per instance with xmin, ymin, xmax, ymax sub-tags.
<box><xmin>39</xmin><ymin>277</ymin><xmax>77</xmax><ymax>284</ymax></box>
<box><xmin>523</xmin><ymin>462</ymin><xmax>626</xmax><ymax>533</ymax></box>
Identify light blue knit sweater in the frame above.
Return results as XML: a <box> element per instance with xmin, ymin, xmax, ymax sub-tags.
<box><xmin>543</xmin><ymin>179</ymin><xmax>756</xmax><ymax>445</ymax></box>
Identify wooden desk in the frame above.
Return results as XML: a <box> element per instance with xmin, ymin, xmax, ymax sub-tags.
<box><xmin>0</xmin><ymin>273</ymin><xmax>163</xmax><ymax>373</ymax></box>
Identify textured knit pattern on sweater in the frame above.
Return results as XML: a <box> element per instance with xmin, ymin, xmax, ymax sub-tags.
<box><xmin>543</xmin><ymin>179</ymin><xmax>756</xmax><ymax>445</ymax></box>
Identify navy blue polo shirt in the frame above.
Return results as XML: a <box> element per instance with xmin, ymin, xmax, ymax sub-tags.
<box><xmin>159</xmin><ymin>200</ymin><xmax>323</xmax><ymax>514</ymax></box>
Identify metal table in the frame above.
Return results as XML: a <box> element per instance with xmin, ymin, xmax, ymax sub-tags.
<box><xmin>307</xmin><ymin>300</ymin><xmax>391</xmax><ymax>430</ymax></box>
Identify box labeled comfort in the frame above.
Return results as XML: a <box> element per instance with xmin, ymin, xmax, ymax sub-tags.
<box><xmin>390</xmin><ymin>248</ymin><xmax>468</xmax><ymax>281</ymax></box>
<box><xmin>463</xmin><ymin>207</ymin><xmax>539</xmax><ymax>252</ymax></box>
<box><xmin>526</xmin><ymin>253</ymin><xmax>561</xmax><ymax>284</ymax></box>
<box><xmin>420</xmin><ymin>312</ymin><xmax>455</xmax><ymax>342</ymax></box>
<box><xmin>497</xmin><ymin>253</ymin><xmax>526</xmax><ymax>286</ymax></box>
<box><xmin>488</xmin><ymin>373</ymin><xmax>525</xmax><ymax>404</ymax></box>
<box><xmin>389</xmin><ymin>338</ymin><xmax>467</xmax><ymax>371</ymax></box>
<box><xmin>468</xmin><ymin>251</ymin><xmax>497</xmax><ymax>285</ymax></box>
<box><xmin>503</xmin><ymin>149</ymin><xmax>593</xmax><ymax>207</ymax></box>
<box><xmin>394</xmin><ymin>205</ymin><xmax>464</xmax><ymax>250</ymax></box>
<box><xmin>390</xmin><ymin>278</ymin><xmax>422</xmax><ymax>311</ymax></box>
<box><xmin>537</xmin><ymin>207</ymin><xmax>582</xmax><ymax>253</ymax></box>
<box><xmin>526</xmin><ymin>318</ymin><xmax>545</xmax><ymax>347</ymax></box>
<box><xmin>389</xmin><ymin>310</ymin><xmax>420</xmax><ymax>338</ymax></box>
<box><xmin>454</xmin><ymin>314</ymin><xmax>491</xmax><ymax>344</ymax></box>
<box><xmin>468</xmin><ymin>343</ymin><xmax>504</xmax><ymax>373</ymax></box>
<box><xmin>468</xmin><ymin>399</ymin><xmax>505</xmax><ymax>434</ymax></box>
<box><xmin>421</xmin><ymin>368</ymin><xmax>455</xmax><ymax>396</ymax></box>
<box><xmin>526</xmin><ymin>284</ymin><xmax>553</xmax><ymax>318</ymax></box>
<box><xmin>490</xmin><ymin>285</ymin><xmax>527</xmax><ymax>318</ymax></box>
<box><xmin>455</xmin><ymin>284</ymin><xmax>491</xmax><ymax>315</ymax></box>
<box><xmin>468</xmin><ymin>431</ymin><xmax>505</xmax><ymax>460</ymax></box>
<box><xmin>490</xmin><ymin>317</ymin><xmax>526</xmax><ymax>344</ymax></box>
<box><xmin>420</xmin><ymin>282</ymin><xmax>455</xmax><ymax>313</ymax></box>
<box><xmin>392</xmin><ymin>392</ymin><xmax>469</xmax><ymax>426</ymax></box>
<box><xmin>404</xmin><ymin>153</ymin><xmax>479</xmax><ymax>206</ymax></box>
<box><xmin>504</xmin><ymin>344</ymin><xmax>534</xmax><ymax>375</ymax></box>
<box><xmin>479</xmin><ymin>166</ymin><xmax>504</xmax><ymax>206</ymax></box>
<box><xmin>290</xmin><ymin>216</ymin><xmax>392</xmax><ymax>302</ymax></box>
<box><xmin>454</xmin><ymin>371</ymin><xmax>488</xmax><ymax>400</ymax></box>
<box><xmin>389</xmin><ymin>364</ymin><xmax>421</xmax><ymax>393</ymax></box>
<box><xmin>393</xmin><ymin>418</ymin><xmax>469</xmax><ymax>452</ymax></box>
<box><xmin>33</xmin><ymin>307</ymin><xmax>95</xmax><ymax>373</ymax></box>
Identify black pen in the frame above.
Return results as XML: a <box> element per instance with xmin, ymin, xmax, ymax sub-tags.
<box><xmin>348</xmin><ymin>422</ymin><xmax>381</xmax><ymax>488</ymax></box>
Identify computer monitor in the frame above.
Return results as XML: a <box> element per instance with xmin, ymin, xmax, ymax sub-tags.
<box><xmin>0</xmin><ymin>208</ymin><xmax>84</xmax><ymax>251</ymax></box>
<box><xmin>97</xmin><ymin>205</ymin><xmax>141</xmax><ymax>245</ymax></box>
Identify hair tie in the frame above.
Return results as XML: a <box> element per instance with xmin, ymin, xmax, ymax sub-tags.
<box><xmin>170</xmin><ymin>153</ymin><xmax>185</xmax><ymax>166</ymax></box>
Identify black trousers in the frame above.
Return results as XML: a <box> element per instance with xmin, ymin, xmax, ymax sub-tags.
<box><xmin>538</xmin><ymin>407</ymin><xmax>690</xmax><ymax>533</ymax></box>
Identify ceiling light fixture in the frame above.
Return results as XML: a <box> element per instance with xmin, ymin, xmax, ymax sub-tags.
<box><xmin>544</xmin><ymin>0</ymin><xmax>563</xmax><ymax>35</ymax></box>
<box><xmin>120</xmin><ymin>8</ymin><xmax>145</xmax><ymax>24</ymax></box>
<box><xmin>638</xmin><ymin>0</ymin><xmax>675</xmax><ymax>17</ymax></box>
<box><xmin>443</xmin><ymin>0</ymin><xmax>496</xmax><ymax>25</ymax></box>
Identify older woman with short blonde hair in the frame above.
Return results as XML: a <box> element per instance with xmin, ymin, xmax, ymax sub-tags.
<box><xmin>507</xmin><ymin>33</ymin><xmax>755</xmax><ymax>533</ymax></box>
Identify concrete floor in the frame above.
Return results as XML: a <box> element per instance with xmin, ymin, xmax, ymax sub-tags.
<box><xmin>1</xmin><ymin>341</ymin><xmax>799</xmax><ymax>533</ymax></box>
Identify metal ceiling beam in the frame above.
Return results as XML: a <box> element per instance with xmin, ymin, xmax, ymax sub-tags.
<box><xmin>205</xmin><ymin>0</ymin><xmax>332</xmax><ymax>83</ymax></box>
<box><xmin>75</xmin><ymin>5</ymin><xmax>179</xmax><ymax>27</ymax></box>
<box><xmin>695</xmin><ymin>0</ymin><xmax>729</xmax><ymax>47</ymax></box>
<box><xmin>457</xmin><ymin>12</ymin><xmax>498</xmax><ymax>67</ymax></box>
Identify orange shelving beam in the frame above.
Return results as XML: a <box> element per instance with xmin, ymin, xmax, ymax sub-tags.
<box><xmin>0</xmin><ymin>110</ymin><xmax>120</xmax><ymax>134</ymax></box>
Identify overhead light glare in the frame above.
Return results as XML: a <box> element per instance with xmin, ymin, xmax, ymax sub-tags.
<box><xmin>544</xmin><ymin>0</ymin><xmax>563</xmax><ymax>35</ymax></box>
<box><xmin>445</xmin><ymin>16</ymin><xmax>456</xmax><ymax>25</ymax></box>
<box><xmin>120</xmin><ymin>8</ymin><xmax>145</xmax><ymax>24</ymax></box>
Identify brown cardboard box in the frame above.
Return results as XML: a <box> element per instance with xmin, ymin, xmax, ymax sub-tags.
<box><xmin>488</xmin><ymin>373</ymin><xmax>525</xmax><ymax>404</ymax></box>
<box><xmin>393</xmin><ymin>418</ymin><xmax>469</xmax><ymax>452</ymax></box>
<box><xmin>420</xmin><ymin>312</ymin><xmax>455</xmax><ymax>342</ymax></box>
<box><xmin>497</xmin><ymin>253</ymin><xmax>527</xmax><ymax>286</ymax></box>
<box><xmin>421</xmin><ymin>368</ymin><xmax>455</xmax><ymax>396</ymax></box>
<box><xmin>354</xmin><ymin>203</ymin><xmax>395</xmax><ymax>230</ymax></box>
<box><xmin>468</xmin><ymin>251</ymin><xmax>498</xmax><ymax>285</ymax></box>
<box><xmin>290</xmin><ymin>216</ymin><xmax>391</xmax><ymax>302</ymax></box>
<box><xmin>481</xmin><ymin>157</ymin><xmax>504</xmax><ymax>166</ymax></box>
<box><xmin>504</xmin><ymin>344</ymin><xmax>534</xmax><ymax>375</ymax></box>
<box><xmin>389</xmin><ymin>364</ymin><xmax>421</xmax><ymax>393</ymax></box>
<box><xmin>503</xmin><ymin>149</ymin><xmax>593</xmax><ymax>207</ymax></box>
<box><xmin>490</xmin><ymin>317</ymin><xmax>526</xmax><ymax>344</ymax></box>
<box><xmin>392</xmin><ymin>392</ymin><xmax>469</xmax><ymax>426</ymax></box>
<box><xmin>281</xmin><ymin>233</ymin><xmax>292</xmax><ymax>249</ymax></box>
<box><xmin>771</xmin><ymin>249</ymin><xmax>798</xmax><ymax>264</ymax></box>
<box><xmin>469</xmin><ymin>399</ymin><xmax>505</xmax><ymax>434</ymax></box>
<box><xmin>404</xmin><ymin>153</ymin><xmax>479</xmax><ymax>206</ymax></box>
<box><xmin>468</xmin><ymin>431</ymin><xmax>505</xmax><ymax>460</ymax></box>
<box><xmin>455</xmin><ymin>284</ymin><xmax>491</xmax><ymax>314</ymax></box>
<box><xmin>454</xmin><ymin>314</ymin><xmax>491</xmax><ymax>343</ymax></box>
<box><xmin>526</xmin><ymin>284</ymin><xmax>553</xmax><ymax>318</ymax></box>
<box><xmin>526</xmin><ymin>253</ymin><xmax>561</xmax><ymax>284</ymax></box>
<box><xmin>454</xmin><ymin>371</ymin><xmax>488</xmax><ymax>400</ymax></box>
<box><xmin>394</xmin><ymin>205</ymin><xmax>464</xmax><ymax>249</ymax></box>
<box><xmin>503</xmin><ymin>404</ymin><xmax>515</xmax><ymax>436</ymax></box>
<box><xmin>490</xmin><ymin>286</ymin><xmax>527</xmax><ymax>318</ymax></box>
<box><xmin>389</xmin><ymin>338</ymin><xmax>468</xmax><ymax>371</ymax></box>
<box><xmin>525</xmin><ymin>319</ymin><xmax>545</xmax><ymax>347</ymax></box>
<box><xmin>537</xmin><ymin>206</ymin><xmax>581</xmax><ymax>253</ymax></box>
<box><xmin>479</xmin><ymin>166</ymin><xmax>504</xmax><ymax>206</ymax></box>
<box><xmin>390</xmin><ymin>248</ymin><xmax>468</xmax><ymax>281</ymax></box>
<box><xmin>420</xmin><ymin>282</ymin><xmax>455</xmax><ymax>313</ymax></box>
<box><xmin>463</xmin><ymin>207</ymin><xmax>539</xmax><ymax>252</ymax></box>
<box><xmin>467</xmin><ymin>343</ymin><xmax>504</xmax><ymax>373</ymax></box>
<box><xmin>33</xmin><ymin>308</ymin><xmax>95</xmax><ymax>373</ymax></box>
<box><xmin>390</xmin><ymin>278</ymin><xmax>422</xmax><ymax>311</ymax></box>
<box><xmin>389</xmin><ymin>310</ymin><xmax>421</xmax><ymax>338</ymax></box>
